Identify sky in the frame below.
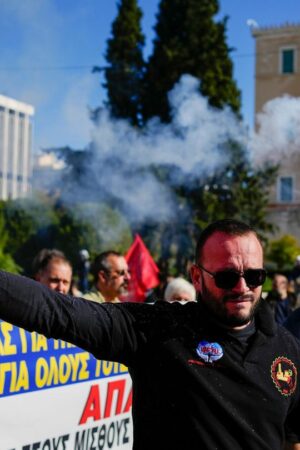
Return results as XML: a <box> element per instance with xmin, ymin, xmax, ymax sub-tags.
<box><xmin>0</xmin><ymin>0</ymin><xmax>299</xmax><ymax>155</ymax></box>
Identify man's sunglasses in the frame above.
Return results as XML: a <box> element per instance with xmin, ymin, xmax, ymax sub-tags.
<box><xmin>103</xmin><ymin>269</ymin><xmax>131</xmax><ymax>277</ymax></box>
<box><xmin>197</xmin><ymin>264</ymin><xmax>267</xmax><ymax>290</ymax></box>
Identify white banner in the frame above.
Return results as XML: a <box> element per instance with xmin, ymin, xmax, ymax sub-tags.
<box><xmin>0</xmin><ymin>320</ymin><xmax>133</xmax><ymax>450</ymax></box>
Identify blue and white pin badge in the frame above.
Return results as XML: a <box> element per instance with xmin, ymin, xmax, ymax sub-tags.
<box><xmin>196</xmin><ymin>340</ymin><xmax>223</xmax><ymax>363</ymax></box>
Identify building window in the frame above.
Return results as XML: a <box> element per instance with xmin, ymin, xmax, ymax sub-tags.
<box><xmin>279</xmin><ymin>176</ymin><xmax>293</xmax><ymax>202</ymax></box>
<box><xmin>281</xmin><ymin>48</ymin><xmax>295</xmax><ymax>74</ymax></box>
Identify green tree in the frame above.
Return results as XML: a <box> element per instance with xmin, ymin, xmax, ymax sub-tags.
<box><xmin>266</xmin><ymin>235</ymin><xmax>300</xmax><ymax>271</ymax></box>
<box><xmin>1</xmin><ymin>193</ymin><xmax>133</xmax><ymax>276</ymax></box>
<box><xmin>52</xmin><ymin>202</ymin><xmax>132</xmax><ymax>264</ymax></box>
<box><xmin>101</xmin><ymin>0</ymin><xmax>145</xmax><ymax>126</ymax></box>
<box><xmin>2</xmin><ymin>195</ymin><xmax>58</xmax><ymax>274</ymax></box>
<box><xmin>148</xmin><ymin>142</ymin><xmax>277</xmax><ymax>275</ymax></box>
<box><xmin>0</xmin><ymin>204</ymin><xmax>21</xmax><ymax>273</ymax></box>
<box><xmin>192</xmin><ymin>144</ymin><xmax>279</xmax><ymax>240</ymax></box>
<box><xmin>142</xmin><ymin>0</ymin><xmax>241</xmax><ymax>123</ymax></box>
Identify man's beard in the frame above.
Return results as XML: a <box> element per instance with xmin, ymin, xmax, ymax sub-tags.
<box><xmin>119</xmin><ymin>283</ymin><xmax>129</xmax><ymax>295</ymax></box>
<box><xmin>199</xmin><ymin>277</ymin><xmax>262</xmax><ymax>328</ymax></box>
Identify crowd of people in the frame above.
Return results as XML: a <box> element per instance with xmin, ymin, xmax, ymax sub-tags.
<box><xmin>3</xmin><ymin>219</ymin><xmax>300</xmax><ymax>449</ymax></box>
<box><xmin>30</xmin><ymin>244</ymin><xmax>300</xmax><ymax>323</ymax></box>
<box><xmin>31</xmin><ymin>246</ymin><xmax>198</xmax><ymax>306</ymax></box>
<box><xmin>30</xmin><ymin>240</ymin><xmax>300</xmax><ymax>341</ymax></box>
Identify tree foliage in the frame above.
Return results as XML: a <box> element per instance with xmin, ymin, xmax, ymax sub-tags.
<box><xmin>143</xmin><ymin>141</ymin><xmax>277</xmax><ymax>275</ymax></box>
<box><xmin>0</xmin><ymin>204</ymin><xmax>21</xmax><ymax>273</ymax></box>
<box><xmin>2</xmin><ymin>195</ymin><xmax>57</xmax><ymax>274</ymax></box>
<box><xmin>142</xmin><ymin>0</ymin><xmax>241</xmax><ymax>122</ymax></box>
<box><xmin>192</xmin><ymin>144</ymin><xmax>279</xmax><ymax>240</ymax></box>
<box><xmin>102</xmin><ymin>0</ymin><xmax>145</xmax><ymax>126</ymax></box>
<box><xmin>1</xmin><ymin>194</ymin><xmax>132</xmax><ymax>276</ymax></box>
<box><xmin>266</xmin><ymin>235</ymin><xmax>300</xmax><ymax>271</ymax></box>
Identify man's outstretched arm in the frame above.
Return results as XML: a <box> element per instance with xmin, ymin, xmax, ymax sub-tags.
<box><xmin>0</xmin><ymin>271</ymin><xmax>138</xmax><ymax>364</ymax></box>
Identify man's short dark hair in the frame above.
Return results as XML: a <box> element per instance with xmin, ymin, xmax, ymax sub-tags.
<box><xmin>195</xmin><ymin>219</ymin><xmax>261</xmax><ymax>263</ymax></box>
<box><xmin>91</xmin><ymin>251</ymin><xmax>122</xmax><ymax>281</ymax></box>
<box><xmin>32</xmin><ymin>249</ymin><xmax>72</xmax><ymax>275</ymax></box>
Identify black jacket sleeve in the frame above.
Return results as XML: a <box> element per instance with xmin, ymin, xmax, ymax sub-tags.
<box><xmin>0</xmin><ymin>271</ymin><xmax>144</xmax><ymax>365</ymax></box>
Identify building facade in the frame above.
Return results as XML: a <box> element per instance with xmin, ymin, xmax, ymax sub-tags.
<box><xmin>0</xmin><ymin>95</ymin><xmax>34</xmax><ymax>200</ymax></box>
<box><xmin>252</xmin><ymin>24</ymin><xmax>300</xmax><ymax>239</ymax></box>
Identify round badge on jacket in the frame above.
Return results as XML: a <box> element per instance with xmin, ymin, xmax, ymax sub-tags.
<box><xmin>196</xmin><ymin>340</ymin><xmax>223</xmax><ymax>363</ymax></box>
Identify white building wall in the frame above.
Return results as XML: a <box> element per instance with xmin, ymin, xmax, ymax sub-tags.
<box><xmin>0</xmin><ymin>95</ymin><xmax>34</xmax><ymax>200</ymax></box>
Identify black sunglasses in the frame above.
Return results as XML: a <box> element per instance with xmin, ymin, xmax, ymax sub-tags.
<box><xmin>197</xmin><ymin>264</ymin><xmax>266</xmax><ymax>290</ymax></box>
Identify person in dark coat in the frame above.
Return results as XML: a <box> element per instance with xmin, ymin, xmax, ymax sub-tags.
<box><xmin>265</xmin><ymin>273</ymin><xmax>297</xmax><ymax>325</ymax></box>
<box><xmin>0</xmin><ymin>219</ymin><xmax>299</xmax><ymax>450</ymax></box>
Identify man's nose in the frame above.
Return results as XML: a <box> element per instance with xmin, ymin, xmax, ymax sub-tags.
<box><xmin>231</xmin><ymin>275</ymin><xmax>249</xmax><ymax>293</ymax></box>
<box><xmin>55</xmin><ymin>281</ymin><xmax>65</xmax><ymax>293</ymax></box>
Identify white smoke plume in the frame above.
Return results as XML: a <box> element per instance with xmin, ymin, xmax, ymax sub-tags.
<box><xmin>73</xmin><ymin>75</ymin><xmax>248</xmax><ymax>224</ymax></box>
<box><xmin>249</xmin><ymin>95</ymin><xmax>300</xmax><ymax>167</ymax></box>
<box><xmin>37</xmin><ymin>75</ymin><xmax>300</xmax><ymax>228</ymax></box>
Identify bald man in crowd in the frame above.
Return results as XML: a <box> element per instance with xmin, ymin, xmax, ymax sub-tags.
<box><xmin>32</xmin><ymin>248</ymin><xmax>72</xmax><ymax>295</ymax></box>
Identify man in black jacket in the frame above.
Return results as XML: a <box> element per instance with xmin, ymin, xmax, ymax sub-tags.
<box><xmin>0</xmin><ymin>219</ymin><xmax>299</xmax><ymax>450</ymax></box>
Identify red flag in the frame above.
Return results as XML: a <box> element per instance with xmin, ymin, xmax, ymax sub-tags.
<box><xmin>124</xmin><ymin>234</ymin><xmax>160</xmax><ymax>302</ymax></box>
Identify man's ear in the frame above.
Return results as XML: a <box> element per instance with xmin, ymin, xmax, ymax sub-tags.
<box><xmin>98</xmin><ymin>270</ymin><xmax>107</xmax><ymax>283</ymax></box>
<box><xmin>190</xmin><ymin>264</ymin><xmax>202</xmax><ymax>291</ymax></box>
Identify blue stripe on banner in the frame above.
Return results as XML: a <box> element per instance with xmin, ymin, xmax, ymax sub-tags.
<box><xmin>0</xmin><ymin>320</ymin><xmax>128</xmax><ymax>397</ymax></box>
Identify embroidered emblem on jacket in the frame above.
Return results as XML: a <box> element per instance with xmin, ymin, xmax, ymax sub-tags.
<box><xmin>271</xmin><ymin>356</ymin><xmax>297</xmax><ymax>396</ymax></box>
<box><xmin>196</xmin><ymin>340</ymin><xmax>223</xmax><ymax>363</ymax></box>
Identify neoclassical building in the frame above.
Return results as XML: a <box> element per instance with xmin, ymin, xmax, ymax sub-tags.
<box><xmin>252</xmin><ymin>23</ymin><xmax>300</xmax><ymax>239</ymax></box>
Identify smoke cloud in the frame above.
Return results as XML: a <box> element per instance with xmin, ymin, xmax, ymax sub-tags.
<box><xmin>35</xmin><ymin>75</ymin><xmax>300</xmax><ymax>229</ymax></box>
<box><xmin>249</xmin><ymin>95</ymin><xmax>300</xmax><ymax>166</ymax></box>
<box><xmin>64</xmin><ymin>75</ymin><xmax>247</xmax><ymax>224</ymax></box>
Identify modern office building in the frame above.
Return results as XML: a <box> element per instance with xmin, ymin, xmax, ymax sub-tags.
<box><xmin>0</xmin><ymin>94</ymin><xmax>34</xmax><ymax>200</ymax></box>
<box><xmin>252</xmin><ymin>23</ymin><xmax>300</xmax><ymax>239</ymax></box>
